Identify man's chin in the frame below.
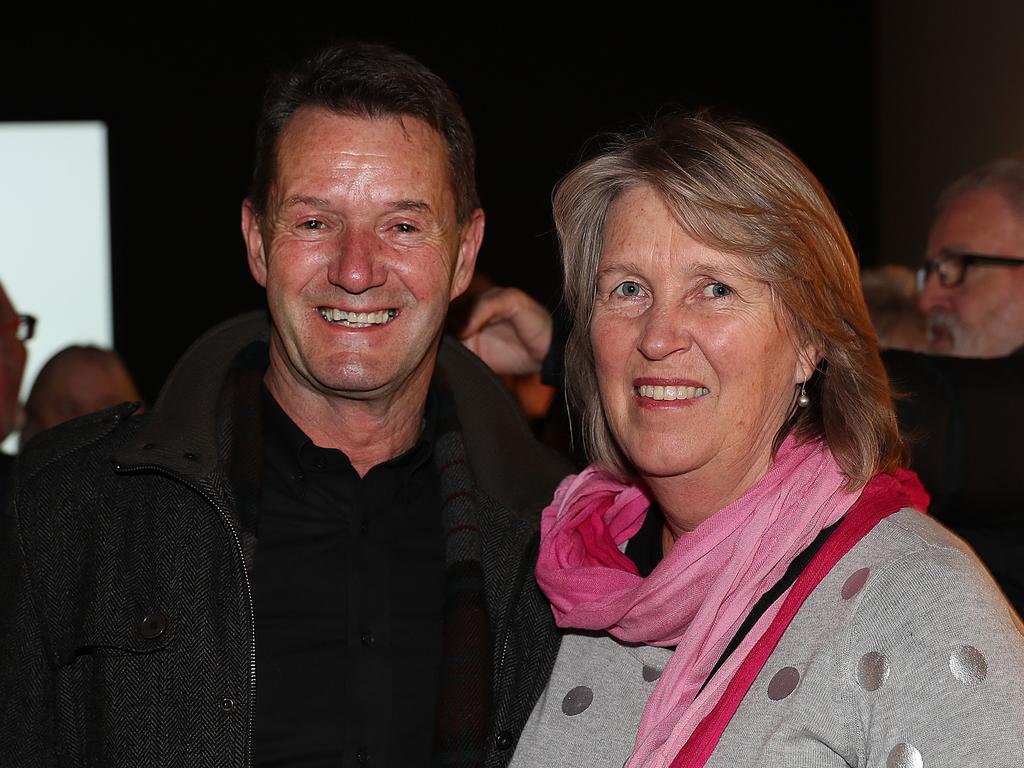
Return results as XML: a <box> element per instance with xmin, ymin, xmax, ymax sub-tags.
<box><xmin>926</xmin><ymin>335</ymin><xmax>956</xmax><ymax>354</ymax></box>
<box><xmin>925</xmin><ymin>320</ymin><xmax>958</xmax><ymax>355</ymax></box>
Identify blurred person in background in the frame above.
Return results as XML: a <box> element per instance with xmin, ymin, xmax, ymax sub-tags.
<box><xmin>859</xmin><ymin>265</ymin><xmax>926</xmax><ymax>351</ymax></box>
<box><xmin>19</xmin><ymin>344</ymin><xmax>143</xmax><ymax>448</ymax></box>
<box><xmin>0</xmin><ymin>281</ymin><xmax>32</xmax><ymax>506</ymax></box>
<box><xmin>917</xmin><ymin>156</ymin><xmax>1024</xmax><ymax>357</ymax></box>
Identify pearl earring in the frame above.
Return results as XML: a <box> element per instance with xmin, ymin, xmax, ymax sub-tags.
<box><xmin>797</xmin><ymin>381</ymin><xmax>810</xmax><ymax>408</ymax></box>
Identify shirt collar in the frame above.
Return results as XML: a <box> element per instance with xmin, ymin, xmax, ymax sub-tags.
<box><xmin>260</xmin><ymin>382</ymin><xmax>437</xmax><ymax>478</ymax></box>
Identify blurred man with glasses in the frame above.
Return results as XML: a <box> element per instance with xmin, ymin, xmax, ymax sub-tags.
<box><xmin>917</xmin><ymin>156</ymin><xmax>1024</xmax><ymax>357</ymax></box>
<box><xmin>0</xmin><ymin>281</ymin><xmax>34</xmax><ymax>505</ymax></box>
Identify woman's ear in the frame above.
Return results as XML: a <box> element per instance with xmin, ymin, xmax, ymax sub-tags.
<box><xmin>793</xmin><ymin>341</ymin><xmax>821</xmax><ymax>385</ymax></box>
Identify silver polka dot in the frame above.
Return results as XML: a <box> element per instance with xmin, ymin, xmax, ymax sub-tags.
<box><xmin>561</xmin><ymin>685</ymin><xmax>594</xmax><ymax>716</ymax></box>
<box><xmin>641</xmin><ymin>665</ymin><xmax>662</xmax><ymax>682</ymax></box>
<box><xmin>949</xmin><ymin>645</ymin><xmax>987</xmax><ymax>685</ymax></box>
<box><xmin>858</xmin><ymin>651</ymin><xmax>890</xmax><ymax>691</ymax></box>
<box><xmin>887</xmin><ymin>742</ymin><xmax>922</xmax><ymax>768</ymax></box>
<box><xmin>767</xmin><ymin>666</ymin><xmax>800</xmax><ymax>700</ymax></box>
<box><xmin>842</xmin><ymin>567</ymin><xmax>870</xmax><ymax>599</ymax></box>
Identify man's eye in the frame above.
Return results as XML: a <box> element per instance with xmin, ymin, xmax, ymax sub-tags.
<box><xmin>702</xmin><ymin>282</ymin><xmax>731</xmax><ymax>298</ymax></box>
<box><xmin>301</xmin><ymin>219</ymin><xmax>324</xmax><ymax>230</ymax></box>
<box><xmin>614</xmin><ymin>281</ymin><xmax>643</xmax><ymax>298</ymax></box>
<box><xmin>393</xmin><ymin>222</ymin><xmax>417</xmax><ymax>233</ymax></box>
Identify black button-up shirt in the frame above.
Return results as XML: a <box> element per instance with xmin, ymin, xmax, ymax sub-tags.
<box><xmin>254</xmin><ymin>387</ymin><xmax>444</xmax><ymax>767</ymax></box>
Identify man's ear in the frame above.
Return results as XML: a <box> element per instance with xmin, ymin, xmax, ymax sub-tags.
<box><xmin>449</xmin><ymin>208</ymin><xmax>485</xmax><ymax>300</ymax></box>
<box><xmin>242</xmin><ymin>199</ymin><xmax>268</xmax><ymax>288</ymax></box>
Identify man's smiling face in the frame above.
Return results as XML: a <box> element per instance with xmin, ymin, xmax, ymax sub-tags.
<box><xmin>243</xmin><ymin>108</ymin><xmax>482</xmax><ymax>409</ymax></box>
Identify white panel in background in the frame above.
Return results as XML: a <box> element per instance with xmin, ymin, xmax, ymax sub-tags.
<box><xmin>0</xmin><ymin>121</ymin><xmax>111</xmax><ymax>452</ymax></box>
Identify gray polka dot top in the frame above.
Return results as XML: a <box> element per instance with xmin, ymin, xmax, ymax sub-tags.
<box><xmin>510</xmin><ymin>509</ymin><xmax>1024</xmax><ymax>768</ymax></box>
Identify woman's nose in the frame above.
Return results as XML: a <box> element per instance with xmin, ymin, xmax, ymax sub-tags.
<box><xmin>636</xmin><ymin>303</ymin><xmax>694</xmax><ymax>361</ymax></box>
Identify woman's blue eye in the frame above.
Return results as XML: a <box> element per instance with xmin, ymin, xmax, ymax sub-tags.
<box><xmin>703</xmin><ymin>282</ymin><xmax>731</xmax><ymax>298</ymax></box>
<box><xmin>615</xmin><ymin>281</ymin><xmax>643</xmax><ymax>297</ymax></box>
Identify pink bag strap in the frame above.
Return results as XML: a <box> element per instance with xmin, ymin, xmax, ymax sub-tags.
<box><xmin>668</xmin><ymin>470</ymin><xmax>929</xmax><ymax>768</ymax></box>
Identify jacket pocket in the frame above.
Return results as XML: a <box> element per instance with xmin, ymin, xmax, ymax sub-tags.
<box><xmin>55</xmin><ymin>608</ymin><xmax>175</xmax><ymax>768</ymax></box>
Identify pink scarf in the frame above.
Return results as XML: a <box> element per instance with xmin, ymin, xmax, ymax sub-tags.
<box><xmin>536</xmin><ymin>436</ymin><xmax>862</xmax><ymax>768</ymax></box>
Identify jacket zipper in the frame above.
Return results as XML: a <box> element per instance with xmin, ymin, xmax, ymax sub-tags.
<box><xmin>491</xmin><ymin>529</ymin><xmax>540</xmax><ymax>755</ymax></box>
<box><xmin>114</xmin><ymin>463</ymin><xmax>256</xmax><ymax>768</ymax></box>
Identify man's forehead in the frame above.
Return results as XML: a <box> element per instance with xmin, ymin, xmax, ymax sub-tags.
<box><xmin>278</xmin><ymin>108</ymin><xmax>447</xmax><ymax>163</ymax></box>
<box><xmin>937</xmin><ymin>188</ymin><xmax>1023</xmax><ymax>238</ymax></box>
<box><xmin>269</xmin><ymin>108</ymin><xmax>455</xmax><ymax>206</ymax></box>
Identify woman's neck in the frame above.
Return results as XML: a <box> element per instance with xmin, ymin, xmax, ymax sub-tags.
<box><xmin>646</xmin><ymin>451</ymin><xmax>773</xmax><ymax>549</ymax></box>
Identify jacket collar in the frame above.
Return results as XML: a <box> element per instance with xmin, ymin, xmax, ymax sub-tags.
<box><xmin>114</xmin><ymin>311</ymin><xmax>568</xmax><ymax>516</ymax></box>
<box><xmin>114</xmin><ymin>312</ymin><xmax>269</xmax><ymax>481</ymax></box>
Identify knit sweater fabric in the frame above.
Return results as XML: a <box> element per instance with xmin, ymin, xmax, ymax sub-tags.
<box><xmin>510</xmin><ymin>508</ymin><xmax>1024</xmax><ymax>767</ymax></box>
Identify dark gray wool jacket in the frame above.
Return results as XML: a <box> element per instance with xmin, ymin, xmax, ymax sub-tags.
<box><xmin>0</xmin><ymin>313</ymin><xmax>566</xmax><ymax>768</ymax></box>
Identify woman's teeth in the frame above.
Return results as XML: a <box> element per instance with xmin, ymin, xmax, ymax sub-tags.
<box><xmin>637</xmin><ymin>384</ymin><xmax>710</xmax><ymax>401</ymax></box>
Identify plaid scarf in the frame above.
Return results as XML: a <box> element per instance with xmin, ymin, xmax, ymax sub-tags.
<box><xmin>431</xmin><ymin>390</ymin><xmax>492</xmax><ymax>766</ymax></box>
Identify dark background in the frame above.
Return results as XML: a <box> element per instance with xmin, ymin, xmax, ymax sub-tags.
<box><xmin>1</xmin><ymin>11</ymin><xmax>877</xmax><ymax>401</ymax></box>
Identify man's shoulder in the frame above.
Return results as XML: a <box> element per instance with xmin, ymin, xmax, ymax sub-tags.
<box><xmin>437</xmin><ymin>336</ymin><xmax>570</xmax><ymax>521</ymax></box>
<box><xmin>882</xmin><ymin>347</ymin><xmax>1024</xmax><ymax>393</ymax></box>
<box><xmin>12</xmin><ymin>314</ymin><xmax>268</xmax><ymax>518</ymax></box>
<box><xmin>17</xmin><ymin>403</ymin><xmax>144</xmax><ymax>486</ymax></box>
<box><xmin>9</xmin><ymin>404</ymin><xmax>148</xmax><ymax>549</ymax></box>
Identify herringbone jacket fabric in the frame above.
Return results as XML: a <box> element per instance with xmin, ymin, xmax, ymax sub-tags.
<box><xmin>0</xmin><ymin>313</ymin><xmax>566</xmax><ymax>768</ymax></box>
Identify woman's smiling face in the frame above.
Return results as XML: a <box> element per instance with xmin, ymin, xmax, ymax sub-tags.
<box><xmin>590</xmin><ymin>186</ymin><xmax>816</xmax><ymax>494</ymax></box>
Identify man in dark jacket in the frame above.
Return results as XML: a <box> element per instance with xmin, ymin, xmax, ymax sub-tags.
<box><xmin>0</xmin><ymin>44</ymin><xmax>565</xmax><ymax>767</ymax></box>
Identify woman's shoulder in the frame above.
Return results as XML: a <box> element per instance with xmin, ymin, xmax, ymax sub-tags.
<box><xmin>819</xmin><ymin>507</ymin><xmax>1024</xmax><ymax>764</ymax></box>
<box><xmin>844</xmin><ymin>507</ymin><xmax>1022</xmax><ymax>633</ymax></box>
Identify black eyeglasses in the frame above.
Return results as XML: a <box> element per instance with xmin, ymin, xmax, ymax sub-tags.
<box><xmin>0</xmin><ymin>314</ymin><xmax>36</xmax><ymax>342</ymax></box>
<box><xmin>916</xmin><ymin>249</ymin><xmax>1024</xmax><ymax>292</ymax></box>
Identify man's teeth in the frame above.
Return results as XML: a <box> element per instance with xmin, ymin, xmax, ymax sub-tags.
<box><xmin>319</xmin><ymin>308</ymin><xmax>397</xmax><ymax>328</ymax></box>
<box><xmin>637</xmin><ymin>385</ymin><xmax>710</xmax><ymax>401</ymax></box>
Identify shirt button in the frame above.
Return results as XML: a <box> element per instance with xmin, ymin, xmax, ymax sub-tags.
<box><xmin>138</xmin><ymin>612</ymin><xmax>167</xmax><ymax>639</ymax></box>
<box><xmin>495</xmin><ymin>731</ymin><xmax>513</xmax><ymax>750</ymax></box>
<box><xmin>359</xmin><ymin>521</ymin><xmax>369</xmax><ymax>536</ymax></box>
<box><xmin>361</xmin><ymin>632</ymin><xmax>376</xmax><ymax>647</ymax></box>
<box><xmin>356</xmin><ymin>748</ymin><xmax>371</xmax><ymax>764</ymax></box>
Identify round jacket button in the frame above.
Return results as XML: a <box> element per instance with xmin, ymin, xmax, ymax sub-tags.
<box><xmin>356</xmin><ymin>748</ymin><xmax>371</xmax><ymax>764</ymax></box>
<box><xmin>221</xmin><ymin>697</ymin><xmax>236</xmax><ymax>712</ymax></box>
<box><xmin>139</xmin><ymin>612</ymin><xmax>167</xmax><ymax>639</ymax></box>
<box><xmin>360</xmin><ymin>632</ymin><xmax>376</xmax><ymax>647</ymax></box>
<box><xmin>495</xmin><ymin>731</ymin><xmax>513</xmax><ymax>750</ymax></box>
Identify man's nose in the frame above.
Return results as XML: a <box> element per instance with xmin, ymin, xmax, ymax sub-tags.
<box><xmin>327</xmin><ymin>228</ymin><xmax>387</xmax><ymax>293</ymax></box>
<box><xmin>916</xmin><ymin>269</ymin><xmax>954</xmax><ymax>315</ymax></box>
<box><xmin>636</xmin><ymin>302</ymin><xmax>694</xmax><ymax>361</ymax></box>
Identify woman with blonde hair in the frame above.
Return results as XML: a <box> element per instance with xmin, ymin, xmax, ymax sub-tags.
<box><xmin>510</xmin><ymin>114</ymin><xmax>1024</xmax><ymax>768</ymax></box>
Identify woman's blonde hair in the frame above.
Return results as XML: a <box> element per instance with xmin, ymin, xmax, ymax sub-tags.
<box><xmin>555</xmin><ymin>112</ymin><xmax>906</xmax><ymax>488</ymax></box>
